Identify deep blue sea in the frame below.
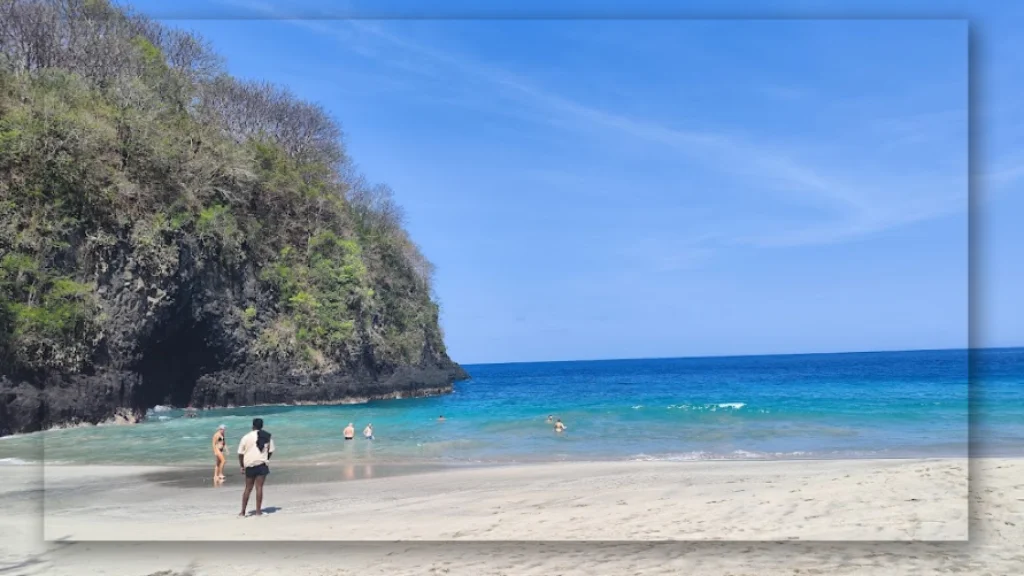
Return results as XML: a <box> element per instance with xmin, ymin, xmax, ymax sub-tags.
<box><xmin>1</xmin><ymin>348</ymin><xmax>1022</xmax><ymax>466</ymax></box>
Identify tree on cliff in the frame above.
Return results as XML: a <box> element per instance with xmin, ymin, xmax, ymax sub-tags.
<box><xmin>0</xmin><ymin>0</ymin><xmax>464</xmax><ymax>435</ymax></box>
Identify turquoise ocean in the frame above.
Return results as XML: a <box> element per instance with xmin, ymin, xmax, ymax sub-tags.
<box><xmin>1</xmin><ymin>348</ymin><xmax>1021</xmax><ymax>466</ymax></box>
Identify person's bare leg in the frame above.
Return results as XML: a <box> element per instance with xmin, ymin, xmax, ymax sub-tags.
<box><xmin>253</xmin><ymin>475</ymin><xmax>266</xmax><ymax>515</ymax></box>
<box><xmin>240</xmin><ymin>475</ymin><xmax>255</xmax><ymax>516</ymax></box>
<box><xmin>216</xmin><ymin>454</ymin><xmax>225</xmax><ymax>479</ymax></box>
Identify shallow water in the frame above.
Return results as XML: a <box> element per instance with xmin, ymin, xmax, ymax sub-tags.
<box><xmin>2</xmin><ymin>348</ymin><xmax>1021</xmax><ymax>466</ymax></box>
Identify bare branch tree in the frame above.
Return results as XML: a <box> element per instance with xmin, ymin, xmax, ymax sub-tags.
<box><xmin>196</xmin><ymin>75</ymin><xmax>343</xmax><ymax>168</ymax></box>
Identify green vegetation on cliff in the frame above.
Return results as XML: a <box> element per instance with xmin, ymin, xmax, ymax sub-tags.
<box><xmin>0</xmin><ymin>0</ymin><xmax>452</xmax><ymax>381</ymax></box>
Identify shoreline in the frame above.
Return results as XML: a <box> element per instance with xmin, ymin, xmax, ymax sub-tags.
<box><xmin>1</xmin><ymin>436</ymin><xmax>1001</xmax><ymax>465</ymax></box>
<box><xmin>0</xmin><ymin>451</ymin><xmax>987</xmax><ymax>468</ymax></box>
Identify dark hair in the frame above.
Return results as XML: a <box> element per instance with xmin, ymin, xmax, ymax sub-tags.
<box><xmin>253</xmin><ymin>418</ymin><xmax>264</xmax><ymax>430</ymax></box>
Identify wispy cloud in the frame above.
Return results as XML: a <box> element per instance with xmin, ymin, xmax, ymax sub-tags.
<box><xmin>870</xmin><ymin>109</ymin><xmax>965</xmax><ymax>151</ymax></box>
<box><xmin>989</xmin><ymin>153</ymin><xmax>1024</xmax><ymax>188</ymax></box>
<box><xmin>228</xmin><ymin>5</ymin><xmax>967</xmax><ymax>254</ymax></box>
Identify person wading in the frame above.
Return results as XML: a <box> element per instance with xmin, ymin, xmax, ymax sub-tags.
<box><xmin>212</xmin><ymin>424</ymin><xmax>227</xmax><ymax>481</ymax></box>
<box><xmin>238</xmin><ymin>418</ymin><xmax>275</xmax><ymax>517</ymax></box>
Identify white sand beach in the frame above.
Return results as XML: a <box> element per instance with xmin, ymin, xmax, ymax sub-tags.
<box><xmin>37</xmin><ymin>458</ymin><xmax>969</xmax><ymax>541</ymax></box>
<box><xmin>2</xmin><ymin>457</ymin><xmax>1020</xmax><ymax>574</ymax></box>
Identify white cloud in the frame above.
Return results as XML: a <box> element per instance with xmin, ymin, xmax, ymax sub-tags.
<box><xmin>989</xmin><ymin>153</ymin><xmax>1024</xmax><ymax>188</ymax></box>
<box><xmin>228</xmin><ymin>7</ymin><xmax>969</xmax><ymax>253</ymax></box>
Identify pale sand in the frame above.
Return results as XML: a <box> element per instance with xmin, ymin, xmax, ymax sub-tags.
<box><xmin>1</xmin><ymin>458</ymin><xmax>1021</xmax><ymax>575</ymax></box>
<box><xmin>40</xmin><ymin>459</ymin><xmax>969</xmax><ymax>541</ymax></box>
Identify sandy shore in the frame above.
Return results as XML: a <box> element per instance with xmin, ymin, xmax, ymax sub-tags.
<box><xmin>36</xmin><ymin>458</ymin><xmax>968</xmax><ymax>541</ymax></box>
<box><xmin>2</xmin><ymin>458</ymin><xmax>1021</xmax><ymax>575</ymax></box>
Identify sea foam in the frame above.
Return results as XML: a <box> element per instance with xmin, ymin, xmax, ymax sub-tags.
<box><xmin>666</xmin><ymin>402</ymin><xmax>746</xmax><ymax>411</ymax></box>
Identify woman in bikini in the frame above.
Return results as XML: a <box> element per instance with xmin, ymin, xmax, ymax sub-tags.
<box><xmin>212</xmin><ymin>424</ymin><xmax>227</xmax><ymax>480</ymax></box>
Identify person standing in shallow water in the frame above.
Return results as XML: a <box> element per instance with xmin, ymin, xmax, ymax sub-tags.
<box><xmin>211</xmin><ymin>424</ymin><xmax>227</xmax><ymax>481</ymax></box>
<box><xmin>363</xmin><ymin>423</ymin><xmax>374</xmax><ymax>440</ymax></box>
<box><xmin>238</xmin><ymin>418</ymin><xmax>274</xmax><ymax>517</ymax></box>
<box><xmin>343</xmin><ymin>422</ymin><xmax>355</xmax><ymax>440</ymax></box>
<box><xmin>554</xmin><ymin>419</ymin><xmax>567</xmax><ymax>433</ymax></box>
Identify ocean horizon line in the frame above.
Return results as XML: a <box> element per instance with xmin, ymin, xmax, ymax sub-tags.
<box><xmin>460</xmin><ymin>345</ymin><xmax>1016</xmax><ymax>369</ymax></box>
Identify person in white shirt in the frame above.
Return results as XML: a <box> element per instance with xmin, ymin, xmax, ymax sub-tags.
<box><xmin>363</xmin><ymin>423</ymin><xmax>374</xmax><ymax>440</ymax></box>
<box><xmin>237</xmin><ymin>417</ymin><xmax>274</xmax><ymax>517</ymax></box>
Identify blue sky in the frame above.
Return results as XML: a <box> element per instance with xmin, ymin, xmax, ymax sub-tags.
<box><xmin>131</xmin><ymin>1</ymin><xmax>1023</xmax><ymax>364</ymax></box>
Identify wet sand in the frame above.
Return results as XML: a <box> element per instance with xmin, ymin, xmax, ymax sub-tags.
<box><xmin>139</xmin><ymin>461</ymin><xmax>473</xmax><ymax>489</ymax></box>
<box><xmin>2</xmin><ymin>458</ymin><xmax>1019</xmax><ymax>575</ymax></box>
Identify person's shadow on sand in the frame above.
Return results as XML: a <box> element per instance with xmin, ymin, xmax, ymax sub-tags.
<box><xmin>246</xmin><ymin>507</ymin><xmax>282</xmax><ymax>516</ymax></box>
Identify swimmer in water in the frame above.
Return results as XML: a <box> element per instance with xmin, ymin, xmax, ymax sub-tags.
<box><xmin>546</xmin><ymin>415</ymin><xmax>554</xmax><ymax>423</ymax></box>
<box><xmin>363</xmin><ymin>423</ymin><xmax>374</xmax><ymax>440</ymax></box>
<box><xmin>438</xmin><ymin>415</ymin><xmax>445</xmax><ymax>422</ymax></box>
<box><xmin>554</xmin><ymin>419</ymin><xmax>566</xmax><ymax>433</ymax></box>
<box><xmin>343</xmin><ymin>423</ymin><xmax>355</xmax><ymax>440</ymax></box>
<box><xmin>212</xmin><ymin>424</ymin><xmax>227</xmax><ymax>480</ymax></box>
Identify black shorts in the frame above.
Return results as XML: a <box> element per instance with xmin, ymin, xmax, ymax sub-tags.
<box><xmin>245</xmin><ymin>463</ymin><xmax>270</xmax><ymax>478</ymax></box>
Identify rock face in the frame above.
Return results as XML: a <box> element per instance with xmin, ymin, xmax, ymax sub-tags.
<box><xmin>0</xmin><ymin>248</ymin><xmax>467</xmax><ymax>437</ymax></box>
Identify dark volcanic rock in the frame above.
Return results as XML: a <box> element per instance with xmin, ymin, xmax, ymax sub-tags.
<box><xmin>0</xmin><ymin>243</ymin><xmax>468</xmax><ymax>436</ymax></box>
<box><xmin>0</xmin><ymin>371</ymin><xmax>143</xmax><ymax>436</ymax></box>
<box><xmin>190</xmin><ymin>361</ymin><xmax>465</xmax><ymax>408</ymax></box>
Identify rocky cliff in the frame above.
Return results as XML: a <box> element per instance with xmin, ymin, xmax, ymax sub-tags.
<box><xmin>0</xmin><ymin>0</ymin><xmax>467</xmax><ymax>436</ymax></box>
